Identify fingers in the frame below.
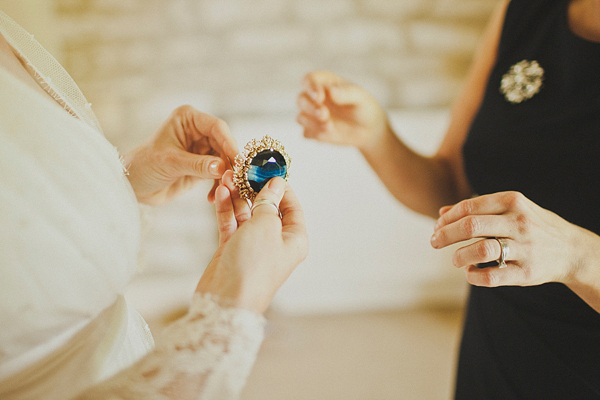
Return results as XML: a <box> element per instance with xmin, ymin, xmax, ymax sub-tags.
<box><xmin>327</xmin><ymin>83</ymin><xmax>367</xmax><ymax>106</ymax></box>
<box><xmin>296</xmin><ymin>114</ymin><xmax>334</xmax><ymax>140</ymax></box>
<box><xmin>175</xmin><ymin>151</ymin><xmax>226</xmax><ymax>179</ymax></box>
<box><xmin>279</xmin><ymin>183</ymin><xmax>308</xmax><ymax>259</ymax></box>
<box><xmin>214</xmin><ymin>184</ymin><xmax>237</xmax><ymax>245</ymax></box>
<box><xmin>431</xmin><ymin>214</ymin><xmax>512</xmax><ymax>249</ymax></box>
<box><xmin>301</xmin><ymin>70</ymin><xmax>343</xmax><ymax>104</ymax></box>
<box><xmin>451</xmin><ymin>237</ymin><xmax>515</xmax><ymax>268</ymax></box>
<box><xmin>251</xmin><ymin>177</ymin><xmax>286</xmax><ymax>219</ymax></box>
<box><xmin>434</xmin><ymin>192</ymin><xmax>526</xmax><ymax>231</ymax></box>
<box><xmin>250</xmin><ymin>177</ymin><xmax>308</xmax><ymax>262</ymax></box>
<box><xmin>222</xmin><ymin>170</ymin><xmax>251</xmax><ymax>225</ymax></box>
<box><xmin>297</xmin><ymin>93</ymin><xmax>330</xmax><ymax>123</ymax></box>
<box><xmin>172</xmin><ymin>105</ymin><xmax>238</xmax><ymax>164</ymax></box>
<box><xmin>464</xmin><ymin>263</ymin><xmax>527</xmax><ymax>287</ymax></box>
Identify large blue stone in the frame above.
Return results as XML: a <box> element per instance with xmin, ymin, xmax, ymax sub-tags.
<box><xmin>247</xmin><ymin>149</ymin><xmax>287</xmax><ymax>192</ymax></box>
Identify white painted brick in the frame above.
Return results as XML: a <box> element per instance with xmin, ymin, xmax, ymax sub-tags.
<box><xmin>222</xmin><ymin>88</ymin><xmax>299</xmax><ymax>115</ymax></box>
<box><xmin>397</xmin><ymin>76</ymin><xmax>463</xmax><ymax>107</ymax></box>
<box><xmin>56</xmin><ymin>0</ymin><xmax>88</xmax><ymax>13</ymax></box>
<box><xmin>160</xmin><ymin>36</ymin><xmax>215</xmax><ymax>67</ymax></box>
<box><xmin>108</xmin><ymin>74</ymin><xmax>155</xmax><ymax>98</ymax></box>
<box><xmin>320</xmin><ymin>20</ymin><xmax>406</xmax><ymax>54</ymax></box>
<box><xmin>94</xmin><ymin>43</ymin><xmax>124</xmax><ymax>75</ymax></box>
<box><xmin>196</xmin><ymin>0</ymin><xmax>287</xmax><ymax>30</ymax></box>
<box><xmin>292</xmin><ymin>0</ymin><xmax>356</xmax><ymax>22</ymax></box>
<box><xmin>361</xmin><ymin>0</ymin><xmax>431</xmax><ymax>19</ymax></box>
<box><xmin>60</xmin><ymin>12</ymin><xmax>168</xmax><ymax>41</ymax></box>
<box><xmin>228</xmin><ymin>26</ymin><xmax>311</xmax><ymax>55</ymax></box>
<box><xmin>91</xmin><ymin>97</ymin><xmax>126</xmax><ymax>140</ymax></box>
<box><xmin>165</xmin><ymin>0</ymin><xmax>201</xmax><ymax>32</ymax></box>
<box><xmin>122</xmin><ymin>41</ymin><xmax>160</xmax><ymax>71</ymax></box>
<box><xmin>408</xmin><ymin>21</ymin><xmax>480</xmax><ymax>55</ymax></box>
<box><xmin>134</xmin><ymin>90</ymin><xmax>215</xmax><ymax>137</ymax></box>
<box><xmin>89</xmin><ymin>0</ymin><xmax>142</xmax><ymax>14</ymax></box>
<box><xmin>65</xmin><ymin>49</ymin><xmax>94</xmax><ymax>80</ymax></box>
<box><xmin>376</xmin><ymin>54</ymin><xmax>448</xmax><ymax>80</ymax></box>
<box><xmin>434</xmin><ymin>0</ymin><xmax>497</xmax><ymax>19</ymax></box>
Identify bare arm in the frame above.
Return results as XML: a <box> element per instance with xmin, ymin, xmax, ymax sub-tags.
<box><xmin>297</xmin><ymin>0</ymin><xmax>510</xmax><ymax>218</ymax></box>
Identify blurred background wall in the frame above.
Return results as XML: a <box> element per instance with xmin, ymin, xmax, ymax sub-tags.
<box><xmin>1</xmin><ymin>0</ymin><xmax>498</xmax><ymax>316</ymax></box>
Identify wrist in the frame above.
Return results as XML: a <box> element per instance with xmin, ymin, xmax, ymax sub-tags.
<box><xmin>196</xmin><ymin>274</ymin><xmax>269</xmax><ymax>314</ymax></box>
<box><xmin>358</xmin><ymin>120</ymin><xmax>394</xmax><ymax>156</ymax></box>
<box><xmin>565</xmin><ymin>226</ymin><xmax>600</xmax><ymax>289</ymax></box>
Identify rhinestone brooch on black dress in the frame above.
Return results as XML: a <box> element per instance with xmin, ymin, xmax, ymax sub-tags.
<box><xmin>500</xmin><ymin>60</ymin><xmax>544</xmax><ymax>104</ymax></box>
<box><xmin>233</xmin><ymin>135</ymin><xmax>291</xmax><ymax>201</ymax></box>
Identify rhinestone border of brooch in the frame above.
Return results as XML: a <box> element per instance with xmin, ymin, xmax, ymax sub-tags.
<box><xmin>500</xmin><ymin>60</ymin><xmax>544</xmax><ymax>104</ymax></box>
<box><xmin>233</xmin><ymin>135</ymin><xmax>291</xmax><ymax>201</ymax></box>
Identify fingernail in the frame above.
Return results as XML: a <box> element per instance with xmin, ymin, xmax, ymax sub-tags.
<box><xmin>268</xmin><ymin>177</ymin><xmax>285</xmax><ymax>195</ymax></box>
<box><xmin>209</xmin><ymin>161</ymin><xmax>220</xmax><ymax>177</ymax></box>
<box><xmin>430</xmin><ymin>233</ymin><xmax>438</xmax><ymax>248</ymax></box>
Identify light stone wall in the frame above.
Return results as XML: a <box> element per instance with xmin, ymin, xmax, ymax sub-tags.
<box><xmin>54</xmin><ymin>0</ymin><xmax>499</xmax><ymax>151</ymax></box>
<box><xmin>4</xmin><ymin>0</ymin><xmax>499</xmax><ymax>312</ymax></box>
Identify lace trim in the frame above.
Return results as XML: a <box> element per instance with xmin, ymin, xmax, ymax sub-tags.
<box><xmin>75</xmin><ymin>292</ymin><xmax>266</xmax><ymax>400</ymax></box>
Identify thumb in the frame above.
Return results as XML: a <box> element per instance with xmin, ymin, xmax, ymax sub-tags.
<box><xmin>250</xmin><ymin>177</ymin><xmax>286</xmax><ymax>218</ymax></box>
<box><xmin>174</xmin><ymin>150</ymin><xmax>225</xmax><ymax>179</ymax></box>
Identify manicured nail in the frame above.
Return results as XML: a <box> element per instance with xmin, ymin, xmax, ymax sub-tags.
<box><xmin>430</xmin><ymin>233</ymin><xmax>438</xmax><ymax>248</ymax></box>
<box><xmin>209</xmin><ymin>161</ymin><xmax>220</xmax><ymax>177</ymax></box>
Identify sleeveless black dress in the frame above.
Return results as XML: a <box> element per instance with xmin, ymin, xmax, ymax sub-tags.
<box><xmin>458</xmin><ymin>0</ymin><xmax>600</xmax><ymax>398</ymax></box>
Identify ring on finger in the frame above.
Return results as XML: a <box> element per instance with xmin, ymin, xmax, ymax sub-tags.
<box><xmin>251</xmin><ymin>199</ymin><xmax>282</xmax><ymax>218</ymax></box>
<box><xmin>495</xmin><ymin>237</ymin><xmax>509</xmax><ymax>268</ymax></box>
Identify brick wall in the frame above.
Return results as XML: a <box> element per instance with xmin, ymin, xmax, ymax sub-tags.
<box><xmin>55</xmin><ymin>0</ymin><xmax>498</xmax><ymax>151</ymax></box>
<box><xmin>48</xmin><ymin>0</ymin><xmax>498</xmax><ymax>305</ymax></box>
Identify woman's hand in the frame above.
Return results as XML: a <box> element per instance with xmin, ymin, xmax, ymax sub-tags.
<box><xmin>123</xmin><ymin>105</ymin><xmax>238</xmax><ymax>205</ymax></box>
<box><xmin>430</xmin><ymin>191</ymin><xmax>600</xmax><ymax>289</ymax></box>
<box><xmin>296</xmin><ymin>70</ymin><xmax>391</xmax><ymax>150</ymax></box>
<box><xmin>196</xmin><ymin>172</ymin><xmax>309</xmax><ymax>314</ymax></box>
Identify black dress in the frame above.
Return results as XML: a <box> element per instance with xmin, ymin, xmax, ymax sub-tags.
<box><xmin>458</xmin><ymin>0</ymin><xmax>600</xmax><ymax>398</ymax></box>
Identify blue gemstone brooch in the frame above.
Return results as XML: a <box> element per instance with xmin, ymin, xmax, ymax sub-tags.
<box><xmin>500</xmin><ymin>60</ymin><xmax>544</xmax><ymax>103</ymax></box>
<box><xmin>233</xmin><ymin>135</ymin><xmax>291</xmax><ymax>201</ymax></box>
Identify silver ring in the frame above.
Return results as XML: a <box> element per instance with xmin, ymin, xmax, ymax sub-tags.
<box><xmin>495</xmin><ymin>237</ymin><xmax>509</xmax><ymax>268</ymax></box>
<box><xmin>250</xmin><ymin>199</ymin><xmax>281</xmax><ymax>218</ymax></box>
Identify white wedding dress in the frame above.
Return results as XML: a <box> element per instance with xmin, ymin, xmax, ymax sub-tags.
<box><xmin>0</xmin><ymin>11</ymin><xmax>265</xmax><ymax>400</ymax></box>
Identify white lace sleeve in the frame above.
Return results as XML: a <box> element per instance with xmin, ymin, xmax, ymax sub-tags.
<box><xmin>74</xmin><ymin>292</ymin><xmax>266</xmax><ymax>400</ymax></box>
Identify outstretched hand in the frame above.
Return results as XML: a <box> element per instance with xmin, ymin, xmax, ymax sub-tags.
<box><xmin>196</xmin><ymin>171</ymin><xmax>308</xmax><ymax>313</ymax></box>
<box><xmin>296</xmin><ymin>70</ymin><xmax>390</xmax><ymax>150</ymax></box>
<box><xmin>124</xmin><ymin>106</ymin><xmax>238</xmax><ymax>205</ymax></box>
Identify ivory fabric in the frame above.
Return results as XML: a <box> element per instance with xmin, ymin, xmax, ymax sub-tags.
<box><xmin>0</xmin><ymin>11</ymin><xmax>265</xmax><ymax>399</ymax></box>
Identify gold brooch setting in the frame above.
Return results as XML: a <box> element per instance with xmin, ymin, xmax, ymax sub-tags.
<box><xmin>233</xmin><ymin>135</ymin><xmax>291</xmax><ymax>201</ymax></box>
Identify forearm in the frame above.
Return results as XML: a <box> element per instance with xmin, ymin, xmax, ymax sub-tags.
<box><xmin>360</xmin><ymin>126</ymin><xmax>468</xmax><ymax>218</ymax></box>
<box><xmin>73</xmin><ymin>292</ymin><xmax>266</xmax><ymax>400</ymax></box>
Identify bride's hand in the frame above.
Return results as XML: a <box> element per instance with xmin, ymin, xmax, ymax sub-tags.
<box><xmin>123</xmin><ymin>106</ymin><xmax>238</xmax><ymax>205</ymax></box>
<box><xmin>197</xmin><ymin>172</ymin><xmax>309</xmax><ymax>313</ymax></box>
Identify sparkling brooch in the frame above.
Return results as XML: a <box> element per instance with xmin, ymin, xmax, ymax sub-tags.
<box><xmin>500</xmin><ymin>60</ymin><xmax>544</xmax><ymax>104</ymax></box>
<box><xmin>233</xmin><ymin>135</ymin><xmax>291</xmax><ymax>201</ymax></box>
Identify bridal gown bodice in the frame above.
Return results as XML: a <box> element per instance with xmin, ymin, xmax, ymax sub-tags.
<box><xmin>0</xmin><ymin>11</ymin><xmax>265</xmax><ymax>399</ymax></box>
